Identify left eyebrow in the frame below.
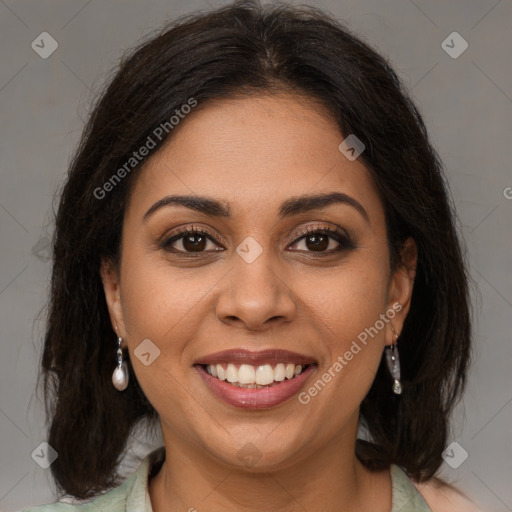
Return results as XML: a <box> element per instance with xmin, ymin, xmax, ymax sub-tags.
<box><xmin>278</xmin><ymin>192</ymin><xmax>369</xmax><ymax>224</ymax></box>
<box><xmin>143</xmin><ymin>192</ymin><xmax>369</xmax><ymax>224</ymax></box>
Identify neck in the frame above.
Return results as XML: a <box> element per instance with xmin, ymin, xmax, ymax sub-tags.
<box><xmin>148</xmin><ymin>422</ymin><xmax>392</xmax><ymax>512</ymax></box>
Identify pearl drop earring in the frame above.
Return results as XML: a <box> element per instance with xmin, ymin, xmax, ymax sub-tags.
<box><xmin>112</xmin><ymin>336</ymin><xmax>129</xmax><ymax>391</ymax></box>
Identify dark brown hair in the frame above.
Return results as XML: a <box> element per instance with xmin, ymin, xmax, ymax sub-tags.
<box><xmin>40</xmin><ymin>0</ymin><xmax>472</xmax><ymax>499</ymax></box>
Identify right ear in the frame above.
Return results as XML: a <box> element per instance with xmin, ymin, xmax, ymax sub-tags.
<box><xmin>100</xmin><ymin>258</ymin><xmax>127</xmax><ymax>339</ymax></box>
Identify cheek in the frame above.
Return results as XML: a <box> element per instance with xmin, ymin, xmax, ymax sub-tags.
<box><xmin>297</xmin><ymin>256</ymin><xmax>390</xmax><ymax>392</ymax></box>
<box><xmin>118</xmin><ymin>254</ymin><xmax>207</xmax><ymax>416</ymax></box>
<box><xmin>295</xmin><ymin>258</ymin><xmax>389</xmax><ymax>341</ymax></box>
<box><xmin>120</xmin><ymin>250</ymin><xmax>207</xmax><ymax>342</ymax></box>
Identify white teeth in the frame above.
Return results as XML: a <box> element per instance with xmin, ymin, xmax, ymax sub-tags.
<box><xmin>285</xmin><ymin>363</ymin><xmax>295</xmax><ymax>379</ymax></box>
<box><xmin>205</xmin><ymin>362</ymin><xmax>308</xmax><ymax>386</ymax></box>
<box><xmin>226</xmin><ymin>363</ymin><xmax>238</xmax><ymax>383</ymax></box>
<box><xmin>238</xmin><ymin>364</ymin><xmax>256</xmax><ymax>384</ymax></box>
<box><xmin>255</xmin><ymin>364</ymin><xmax>274</xmax><ymax>385</ymax></box>
<box><xmin>274</xmin><ymin>363</ymin><xmax>285</xmax><ymax>381</ymax></box>
<box><xmin>217</xmin><ymin>364</ymin><xmax>226</xmax><ymax>380</ymax></box>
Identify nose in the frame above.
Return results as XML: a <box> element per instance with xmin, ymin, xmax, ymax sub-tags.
<box><xmin>215</xmin><ymin>245</ymin><xmax>297</xmax><ymax>331</ymax></box>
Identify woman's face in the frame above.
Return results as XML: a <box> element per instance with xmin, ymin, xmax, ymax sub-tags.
<box><xmin>102</xmin><ymin>93</ymin><xmax>416</xmax><ymax>470</ymax></box>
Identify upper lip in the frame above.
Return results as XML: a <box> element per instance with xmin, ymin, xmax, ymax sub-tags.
<box><xmin>194</xmin><ymin>349</ymin><xmax>317</xmax><ymax>366</ymax></box>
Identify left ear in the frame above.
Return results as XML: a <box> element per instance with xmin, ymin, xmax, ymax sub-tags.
<box><xmin>384</xmin><ymin>237</ymin><xmax>417</xmax><ymax>345</ymax></box>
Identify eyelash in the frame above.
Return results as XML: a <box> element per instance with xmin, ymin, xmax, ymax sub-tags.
<box><xmin>159</xmin><ymin>224</ymin><xmax>354</xmax><ymax>257</ymax></box>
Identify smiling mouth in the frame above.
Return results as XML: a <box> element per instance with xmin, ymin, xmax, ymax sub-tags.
<box><xmin>194</xmin><ymin>348</ymin><xmax>317</xmax><ymax>408</ymax></box>
<box><xmin>201</xmin><ymin>363</ymin><xmax>311</xmax><ymax>388</ymax></box>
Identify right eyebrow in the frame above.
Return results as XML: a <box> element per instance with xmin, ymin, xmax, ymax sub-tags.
<box><xmin>143</xmin><ymin>195</ymin><xmax>231</xmax><ymax>221</ymax></box>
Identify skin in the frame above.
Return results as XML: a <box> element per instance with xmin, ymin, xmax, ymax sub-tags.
<box><xmin>101</xmin><ymin>92</ymin><xmax>420</xmax><ymax>511</ymax></box>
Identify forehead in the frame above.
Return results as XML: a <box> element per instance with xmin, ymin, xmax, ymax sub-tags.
<box><xmin>127</xmin><ymin>93</ymin><xmax>383</xmax><ymax>224</ymax></box>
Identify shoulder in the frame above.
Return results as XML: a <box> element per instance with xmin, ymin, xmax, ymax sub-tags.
<box><xmin>19</xmin><ymin>500</ymin><xmax>108</xmax><ymax>512</ymax></box>
<box><xmin>20</xmin><ymin>504</ymin><xmax>77</xmax><ymax>512</ymax></box>
<box><xmin>414</xmin><ymin>477</ymin><xmax>482</xmax><ymax>512</ymax></box>
<box><xmin>20</xmin><ymin>447</ymin><xmax>163</xmax><ymax>512</ymax></box>
<box><xmin>19</xmin><ymin>492</ymin><xmax>125</xmax><ymax>512</ymax></box>
<box><xmin>19</xmin><ymin>482</ymin><xmax>132</xmax><ymax>512</ymax></box>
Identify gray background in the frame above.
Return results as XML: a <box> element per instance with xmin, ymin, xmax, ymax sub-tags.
<box><xmin>1</xmin><ymin>0</ymin><xmax>511</xmax><ymax>511</ymax></box>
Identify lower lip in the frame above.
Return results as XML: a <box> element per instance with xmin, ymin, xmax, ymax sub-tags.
<box><xmin>195</xmin><ymin>364</ymin><xmax>316</xmax><ymax>409</ymax></box>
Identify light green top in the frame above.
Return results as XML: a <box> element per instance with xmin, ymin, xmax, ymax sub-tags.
<box><xmin>22</xmin><ymin>447</ymin><xmax>432</xmax><ymax>511</ymax></box>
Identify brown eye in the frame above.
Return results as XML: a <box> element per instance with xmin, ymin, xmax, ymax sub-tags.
<box><xmin>303</xmin><ymin>233</ymin><xmax>330</xmax><ymax>252</ymax></box>
<box><xmin>288</xmin><ymin>227</ymin><xmax>354</xmax><ymax>254</ymax></box>
<box><xmin>161</xmin><ymin>228</ymin><xmax>223</xmax><ymax>254</ymax></box>
<box><xmin>180</xmin><ymin>233</ymin><xmax>208</xmax><ymax>252</ymax></box>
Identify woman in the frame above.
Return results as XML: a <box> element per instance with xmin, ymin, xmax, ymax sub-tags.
<box><xmin>23</xmin><ymin>1</ymin><xmax>479</xmax><ymax>510</ymax></box>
